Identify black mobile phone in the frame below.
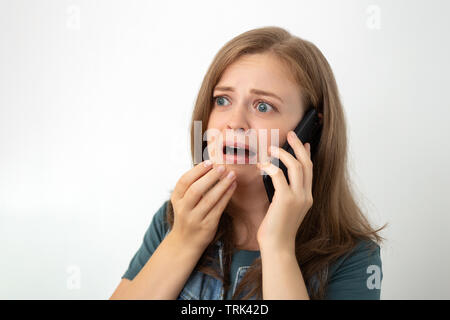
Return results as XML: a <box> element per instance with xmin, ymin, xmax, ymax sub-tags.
<box><xmin>262</xmin><ymin>108</ymin><xmax>322</xmax><ymax>202</ymax></box>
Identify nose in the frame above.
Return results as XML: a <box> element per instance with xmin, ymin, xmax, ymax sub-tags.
<box><xmin>225</xmin><ymin>104</ymin><xmax>250</xmax><ymax>134</ymax></box>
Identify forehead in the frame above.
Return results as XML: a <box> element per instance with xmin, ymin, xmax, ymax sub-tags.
<box><xmin>214</xmin><ymin>53</ymin><xmax>299</xmax><ymax>99</ymax></box>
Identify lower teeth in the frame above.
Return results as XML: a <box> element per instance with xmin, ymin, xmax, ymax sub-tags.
<box><xmin>225</xmin><ymin>151</ymin><xmax>247</xmax><ymax>156</ymax></box>
<box><xmin>224</xmin><ymin>147</ymin><xmax>255</xmax><ymax>158</ymax></box>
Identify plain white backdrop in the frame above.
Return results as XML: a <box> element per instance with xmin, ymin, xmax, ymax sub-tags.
<box><xmin>1</xmin><ymin>0</ymin><xmax>449</xmax><ymax>299</ymax></box>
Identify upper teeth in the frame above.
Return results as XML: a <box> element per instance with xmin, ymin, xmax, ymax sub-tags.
<box><xmin>225</xmin><ymin>146</ymin><xmax>255</xmax><ymax>156</ymax></box>
<box><xmin>227</xmin><ymin>146</ymin><xmax>245</xmax><ymax>150</ymax></box>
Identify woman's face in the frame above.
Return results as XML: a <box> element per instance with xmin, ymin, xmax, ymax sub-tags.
<box><xmin>206</xmin><ymin>53</ymin><xmax>305</xmax><ymax>182</ymax></box>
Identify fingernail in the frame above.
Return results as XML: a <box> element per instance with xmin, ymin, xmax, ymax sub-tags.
<box><xmin>217</xmin><ymin>165</ymin><xmax>225</xmax><ymax>173</ymax></box>
<box><xmin>269</xmin><ymin>145</ymin><xmax>278</xmax><ymax>155</ymax></box>
<box><xmin>288</xmin><ymin>131</ymin><xmax>296</xmax><ymax>139</ymax></box>
<box><xmin>227</xmin><ymin>170</ymin><xmax>235</xmax><ymax>179</ymax></box>
<box><xmin>258</xmin><ymin>161</ymin><xmax>268</xmax><ymax>168</ymax></box>
<box><xmin>203</xmin><ymin>160</ymin><xmax>212</xmax><ymax>167</ymax></box>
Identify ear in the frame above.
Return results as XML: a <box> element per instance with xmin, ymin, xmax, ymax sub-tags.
<box><xmin>318</xmin><ymin>112</ymin><xmax>324</xmax><ymax>125</ymax></box>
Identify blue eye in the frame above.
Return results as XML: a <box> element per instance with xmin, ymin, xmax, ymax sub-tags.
<box><xmin>213</xmin><ymin>95</ymin><xmax>276</xmax><ymax>113</ymax></box>
<box><xmin>256</xmin><ymin>101</ymin><xmax>274</xmax><ymax>113</ymax></box>
<box><xmin>214</xmin><ymin>96</ymin><xmax>230</xmax><ymax>107</ymax></box>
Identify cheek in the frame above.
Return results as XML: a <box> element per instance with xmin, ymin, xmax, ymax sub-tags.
<box><xmin>266</xmin><ymin>130</ymin><xmax>288</xmax><ymax>148</ymax></box>
<box><xmin>207</xmin><ymin>111</ymin><xmax>223</xmax><ymax>127</ymax></box>
<box><xmin>205</xmin><ymin>136</ymin><xmax>225</xmax><ymax>163</ymax></box>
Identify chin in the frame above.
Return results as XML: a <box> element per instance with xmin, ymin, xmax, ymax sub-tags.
<box><xmin>236</xmin><ymin>164</ymin><xmax>259</xmax><ymax>171</ymax></box>
<box><xmin>225</xmin><ymin>162</ymin><xmax>260</xmax><ymax>178</ymax></box>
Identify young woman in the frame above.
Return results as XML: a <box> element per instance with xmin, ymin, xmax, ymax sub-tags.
<box><xmin>110</xmin><ymin>26</ymin><xmax>387</xmax><ymax>300</ymax></box>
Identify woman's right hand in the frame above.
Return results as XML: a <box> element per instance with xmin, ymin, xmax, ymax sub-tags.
<box><xmin>169</xmin><ymin>160</ymin><xmax>237</xmax><ymax>251</ymax></box>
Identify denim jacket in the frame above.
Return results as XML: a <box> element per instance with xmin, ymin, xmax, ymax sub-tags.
<box><xmin>171</xmin><ymin>230</ymin><xmax>256</xmax><ymax>300</ymax></box>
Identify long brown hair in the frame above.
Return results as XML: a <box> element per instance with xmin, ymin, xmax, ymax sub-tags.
<box><xmin>166</xmin><ymin>26</ymin><xmax>387</xmax><ymax>299</ymax></box>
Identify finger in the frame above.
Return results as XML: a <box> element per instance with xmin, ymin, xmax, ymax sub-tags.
<box><xmin>269</xmin><ymin>145</ymin><xmax>303</xmax><ymax>193</ymax></box>
<box><xmin>195</xmin><ymin>169</ymin><xmax>237</xmax><ymax>220</ymax></box>
<box><xmin>287</xmin><ymin>132</ymin><xmax>314</xmax><ymax>191</ymax></box>
<box><xmin>306</xmin><ymin>143</ymin><xmax>313</xmax><ymax>192</ymax></box>
<box><xmin>257</xmin><ymin>161</ymin><xmax>290</xmax><ymax>194</ymax></box>
<box><xmin>203</xmin><ymin>179</ymin><xmax>237</xmax><ymax>225</ymax></box>
<box><xmin>183</xmin><ymin>164</ymin><xmax>229</xmax><ymax>210</ymax></box>
<box><xmin>172</xmin><ymin>160</ymin><xmax>214</xmax><ymax>202</ymax></box>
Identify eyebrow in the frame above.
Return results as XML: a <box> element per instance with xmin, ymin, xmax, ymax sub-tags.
<box><xmin>213</xmin><ymin>86</ymin><xmax>284</xmax><ymax>104</ymax></box>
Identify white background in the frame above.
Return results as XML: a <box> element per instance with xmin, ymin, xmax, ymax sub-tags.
<box><xmin>1</xmin><ymin>0</ymin><xmax>449</xmax><ymax>299</ymax></box>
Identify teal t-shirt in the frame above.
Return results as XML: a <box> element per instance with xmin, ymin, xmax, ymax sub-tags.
<box><xmin>122</xmin><ymin>200</ymin><xmax>383</xmax><ymax>300</ymax></box>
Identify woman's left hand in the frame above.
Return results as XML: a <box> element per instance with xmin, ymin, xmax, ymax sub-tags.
<box><xmin>256</xmin><ymin>131</ymin><xmax>314</xmax><ymax>252</ymax></box>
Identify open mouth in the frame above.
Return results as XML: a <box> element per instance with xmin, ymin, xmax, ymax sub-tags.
<box><xmin>222</xmin><ymin>144</ymin><xmax>257</xmax><ymax>163</ymax></box>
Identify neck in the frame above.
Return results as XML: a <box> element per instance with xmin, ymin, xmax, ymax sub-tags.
<box><xmin>226</xmin><ymin>171</ymin><xmax>270</xmax><ymax>249</ymax></box>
